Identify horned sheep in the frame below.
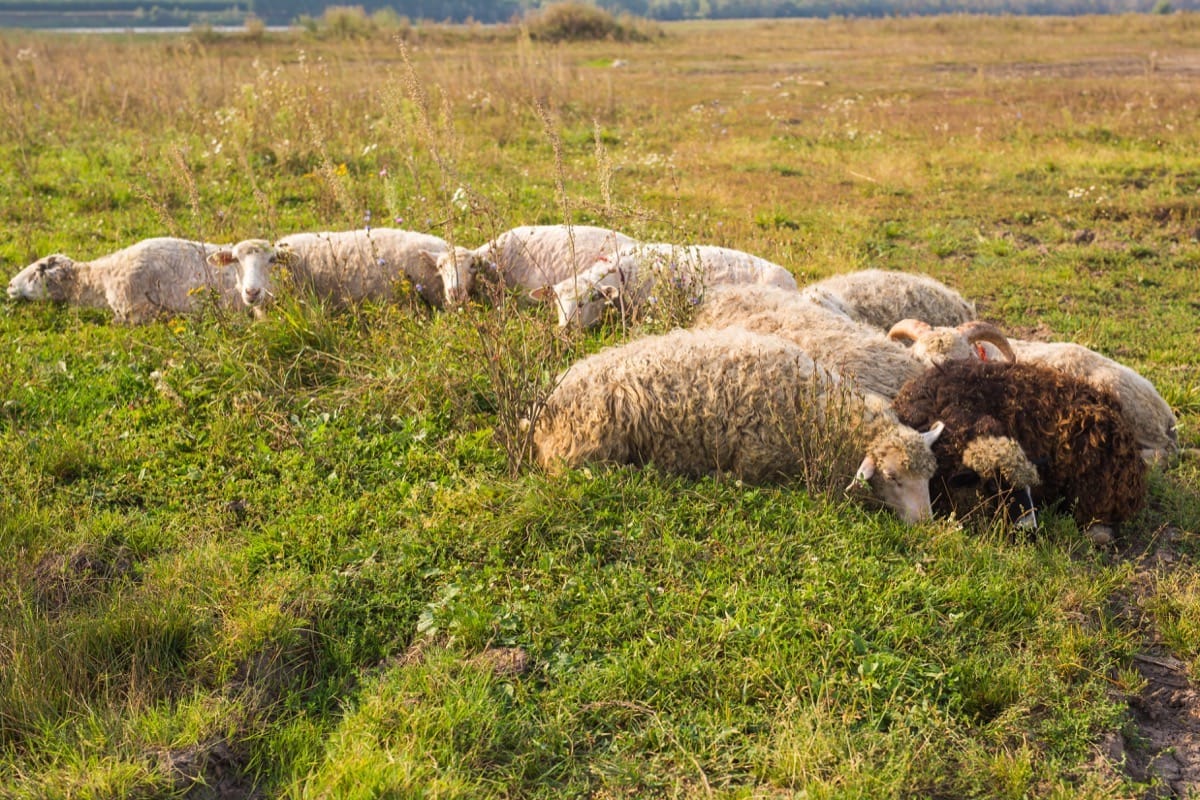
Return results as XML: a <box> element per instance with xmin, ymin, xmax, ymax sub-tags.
<box><xmin>800</xmin><ymin>268</ymin><xmax>976</xmax><ymax>330</ymax></box>
<box><xmin>433</xmin><ymin>224</ymin><xmax>637</xmax><ymax>307</ymax></box>
<box><xmin>533</xmin><ymin>326</ymin><xmax>946</xmax><ymax>524</ymax></box>
<box><xmin>208</xmin><ymin>228</ymin><xmax>450</xmax><ymax>310</ymax></box>
<box><xmin>529</xmin><ymin>242</ymin><xmax>799</xmax><ymax>329</ymax></box>
<box><xmin>691</xmin><ymin>285</ymin><xmax>1011</xmax><ymax>399</ymax></box>
<box><xmin>889</xmin><ymin>319</ymin><xmax>1179</xmax><ymax>466</ymax></box>
<box><xmin>6</xmin><ymin>237</ymin><xmax>237</xmax><ymax>324</ymax></box>
<box><xmin>892</xmin><ymin>358</ymin><xmax>1148</xmax><ymax>539</ymax></box>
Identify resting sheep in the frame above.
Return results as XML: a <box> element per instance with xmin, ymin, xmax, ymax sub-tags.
<box><xmin>533</xmin><ymin>326</ymin><xmax>945</xmax><ymax>524</ymax></box>
<box><xmin>891</xmin><ymin>319</ymin><xmax>1178</xmax><ymax>466</ymax></box>
<box><xmin>6</xmin><ymin>237</ymin><xmax>236</xmax><ymax>324</ymax></box>
<box><xmin>433</xmin><ymin>224</ymin><xmax>637</xmax><ymax>307</ymax></box>
<box><xmin>529</xmin><ymin>242</ymin><xmax>798</xmax><ymax>329</ymax></box>
<box><xmin>891</xmin><ymin>358</ymin><xmax>1148</xmax><ymax>538</ymax></box>
<box><xmin>800</xmin><ymin>268</ymin><xmax>976</xmax><ymax>330</ymax></box>
<box><xmin>991</xmin><ymin>339</ymin><xmax>1176</xmax><ymax>466</ymax></box>
<box><xmin>692</xmin><ymin>285</ymin><xmax>1011</xmax><ymax>399</ymax></box>
<box><xmin>208</xmin><ymin>228</ymin><xmax>450</xmax><ymax>310</ymax></box>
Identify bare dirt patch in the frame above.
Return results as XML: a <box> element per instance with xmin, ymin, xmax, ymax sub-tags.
<box><xmin>156</xmin><ymin>738</ymin><xmax>262</xmax><ymax>800</ymax></box>
<box><xmin>930</xmin><ymin>57</ymin><xmax>1200</xmax><ymax>80</ymax></box>
<box><xmin>31</xmin><ymin>544</ymin><xmax>134</xmax><ymax>613</ymax></box>
<box><xmin>1108</xmin><ymin>527</ymin><xmax>1200</xmax><ymax>798</ymax></box>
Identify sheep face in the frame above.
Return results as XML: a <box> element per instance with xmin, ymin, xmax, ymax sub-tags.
<box><xmin>531</xmin><ymin>260</ymin><xmax>624</xmax><ymax>328</ymax></box>
<box><xmin>888</xmin><ymin>319</ymin><xmax>1015</xmax><ymax>366</ymax></box>
<box><xmin>208</xmin><ymin>239</ymin><xmax>277</xmax><ymax>307</ymax></box>
<box><xmin>7</xmin><ymin>255</ymin><xmax>76</xmax><ymax>302</ymax></box>
<box><xmin>850</xmin><ymin>422</ymin><xmax>943</xmax><ymax>524</ymax></box>
<box><xmin>434</xmin><ymin>247</ymin><xmax>488</xmax><ymax>306</ymax></box>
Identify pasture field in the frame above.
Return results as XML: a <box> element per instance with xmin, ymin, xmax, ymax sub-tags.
<box><xmin>1</xmin><ymin>13</ymin><xmax>1199</xmax><ymax>798</ymax></box>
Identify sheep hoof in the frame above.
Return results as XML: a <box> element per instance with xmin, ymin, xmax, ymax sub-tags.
<box><xmin>1085</xmin><ymin>524</ymin><xmax>1114</xmax><ymax>546</ymax></box>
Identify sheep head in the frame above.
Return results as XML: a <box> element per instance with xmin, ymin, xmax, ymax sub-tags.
<box><xmin>530</xmin><ymin>257</ymin><xmax>625</xmax><ymax>329</ymax></box>
<box><xmin>958</xmin><ymin>435</ymin><xmax>1042</xmax><ymax>529</ymax></box>
<box><xmin>7</xmin><ymin>255</ymin><xmax>77</xmax><ymax>302</ymax></box>
<box><xmin>208</xmin><ymin>239</ymin><xmax>279</xmax><ymax>308</ymax></box>
<box><xmin>888</xmin><ymin>318</ymin><xmax>1015</xmax><ymax>365</ymax></box>
<box><xmin>431</xmin><ymin>246</ymin><xmax>489</xmax><ymax>307</ymax></box>
<box><xmin>847</xmin><ymin>420</ymin><xmax>944</xmax><ymax>524</ymax></box>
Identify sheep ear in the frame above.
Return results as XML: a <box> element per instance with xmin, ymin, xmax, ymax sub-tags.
<box><xmin>922</xmin><ymin>421</ymin><xmax>945</xmax><ymax>446</ymax></box>
<box><xmin>529</xmin><ymin>285</ymin><xmax>555</xmax><ymax>303</ymax></box>
<box><xmin>599</xmin><ymin>284</ymin><xmax>622</xmax><ymax>301</ymax></box>
<box><xmin>207</xmin><ymin>249</ymin><xmax>236</xmax><ymax>267</ymax></box>
<box><xmin>847</xmin><ymin>456</ymin><xmax>876</xmax><ymax>493</ymax></box>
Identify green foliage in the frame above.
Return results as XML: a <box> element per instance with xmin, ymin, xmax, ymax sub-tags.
<box><xmin>523</xmin><ymin>1</ymin><xmax>655</xmax><ymax>42</ymax></box>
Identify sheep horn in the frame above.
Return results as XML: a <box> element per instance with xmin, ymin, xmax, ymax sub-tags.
<box><xmin>887</xmin><ymin>318</ymin><xmax>933</xmax><ymax>344</ymax></box>
<box><xmin>957</xmin><ymin>321</ymin><xmax>1016</xmax><ymax>362</ymax></box>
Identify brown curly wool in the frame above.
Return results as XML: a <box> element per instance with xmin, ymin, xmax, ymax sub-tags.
<box><xmin>892</xmin><ymin>359</ymin><xmax>1148</xmax><ymax>529</ymax></box>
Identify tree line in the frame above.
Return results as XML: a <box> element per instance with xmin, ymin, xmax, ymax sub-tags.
<box><xmin>0</xmin><ymin>0</ymin><xmax>1190</xmax><ymax>27</ymax></box>
<box><xmin>252</xmin><ymin>0</ymin><xmax>1189</xmax><ymax>23</ymax></box>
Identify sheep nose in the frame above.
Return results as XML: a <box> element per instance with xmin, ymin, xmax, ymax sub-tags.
<box><xmin>6</xmin><ymin>284</ymin><xmax>17</xmax><ymax>299</ymax></box>
<box><xmin>244</xmin><ymin>287</ymin><xmax>262</xmax><ymax>304</ymax></box>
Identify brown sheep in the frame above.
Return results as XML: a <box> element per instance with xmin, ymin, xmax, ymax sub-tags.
<box><xmin>891</xmin><ymin>359</ymin><xmax>1148</xmax><ymax>538</ymax></box>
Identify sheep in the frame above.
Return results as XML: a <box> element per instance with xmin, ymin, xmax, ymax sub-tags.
<box><xmin>996</xmin><ymin>339</ymin><xmax>1177</xmax><ymax>467</ymax></box>
<box><xmin>691</xmin><ymin>285</ymin><xmax>1012</xmax><ymax>399</ymax></box>
<box><xmin>533</xmin><ymin>326</ymin><xmax>946</xmax><ymax>524</ymax></box>
<box><xmin>6</xmin><ymin>237</ymin><xmax>236</xmax><ymax>324</ymax></box>
<box><xmin>891</xmin><ymin>358</ymin><xmax>1148</xmax><ymax>539</ymax></box>
<box><xmin>886</xmin><ymin>317</ymin><xmax>1017</xmax><ymax>366</ymax></box>
<box><xmin>432</xmin><ymin>224</ymin><xmax>637</xmax><ymax>307</ymax></box>
<box><xmin>207</xmin><ymin>228</ymin><xmax>450</xmax><ymax>310</ymax></box>
<box><xmin>528</xmin><ymin>242</ymin><xmax>799</xmax><ymax>329</ymax></box>
<box><xmin>799</xmin><ymin>268</ymin><xmax>976</xmax><ymax>330</ymax></box>
<box><xmin>891</xmin><ymin>319</ymin><xmax>1178</xmax><ymax>466</ymax></box>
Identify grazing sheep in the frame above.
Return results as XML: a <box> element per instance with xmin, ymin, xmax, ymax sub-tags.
<box><xmin>800</xmin><ymin>268</ymin><xmax>976</xmax><ymax>330</ymax></box>
<box><xmin>433</xmin><ymin>224</ymin><xmax>637</xmax><ymax>307</ymax></box>
<box><xmin>208</xmin><ymin>228</ymin><xmax>449</xmax><ymax>310</ymax></box>
<box><xmin>898</xmin><ymin>320</ymin><xmax>1178</xmax><ymax>466</ymax></box>
<box><xmin>692</xmin><ymin>285</ymin><xmax>1010</xmax><ymax>399</ymax></box>
<box><xmin>892</xmin><ymin>359</ymin><xmax>1148</xmax><ymax>537</ymax></box>
<box><xmin>6</xmin><ymin>237</ymin><xmax>236</xmax><ymax>324</ymax></box>
<box><xmin>533</xmin><ymin>327</ymin><xmax>946</xmax><ymax>524</ymax></box>
<box><xmin>529</xmin><ymin>242</ymin><xmax>798</xmax><ymax>329</ymax></box>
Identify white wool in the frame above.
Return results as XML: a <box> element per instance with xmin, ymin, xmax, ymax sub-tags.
<box><xmin>7</xmin><ymin>237</ymin><xmax>237</xmax><ymax>324</ymax></box>
<box><xmin>534</xmin><ymin>326</ymin><xmax>942</xmax><ymax>524</ymax></box>
<box><xmin>535</xmin><ymin>242</ymin><xmax>799</xmax><ymax>329</ymax></box>
<box><xmin>210</xmin><ymin>228</ymin><xmax>450</xmax><ymax>310</ymax></box>
<box><xmin>435</xmin><ymin>224</ymin><xmax>636</xmax><ymax>307</ymax></box>
<box><xmin>799</xmin><ymin>268</ymin><xmax>976</xmax><ymax>330</ymax></box>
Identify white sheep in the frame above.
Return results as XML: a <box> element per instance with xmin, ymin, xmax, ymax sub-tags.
<box><xmin>6</xmin><ymin>237</ymin><xmax>237</xmax><ymax>324</ymax></box>
<box><xmin>800</xmin><ymin>268</ymin><xmax>976</xmax><ymax>330</ymax></box>
<box><xmin>528</xmin><ymin>242</ymin><xmax>799</xmax><ymax>329</ymax></box>
<box><xmin>889</xmin><ymin>319</ymin><xmax>1179</xmax><ymax>466</ymax></box>
<box><xmin>433</xmin><ymin>224</ymin><xmax>637</xmax><ymax>307</ymax></box>
<box><xmin>692</xmin><ymin>285</ymin><xmax>1010</xmax><ymax>399</ymax></box>
<box><xmin>533</xmin><ymin>326</ymin><xmax>945</xmax><ymax>524</ymax></box>
<box><xmin>208</xmin><ymin>228</ymin><xmax>450</xmax><ymax>310</ymax></box>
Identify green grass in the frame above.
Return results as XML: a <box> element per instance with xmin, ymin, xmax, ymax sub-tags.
<box><xmin>1</xmin><ymin>15</ymin><xmax>1199</xmax><ymax>798</ymax></box>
